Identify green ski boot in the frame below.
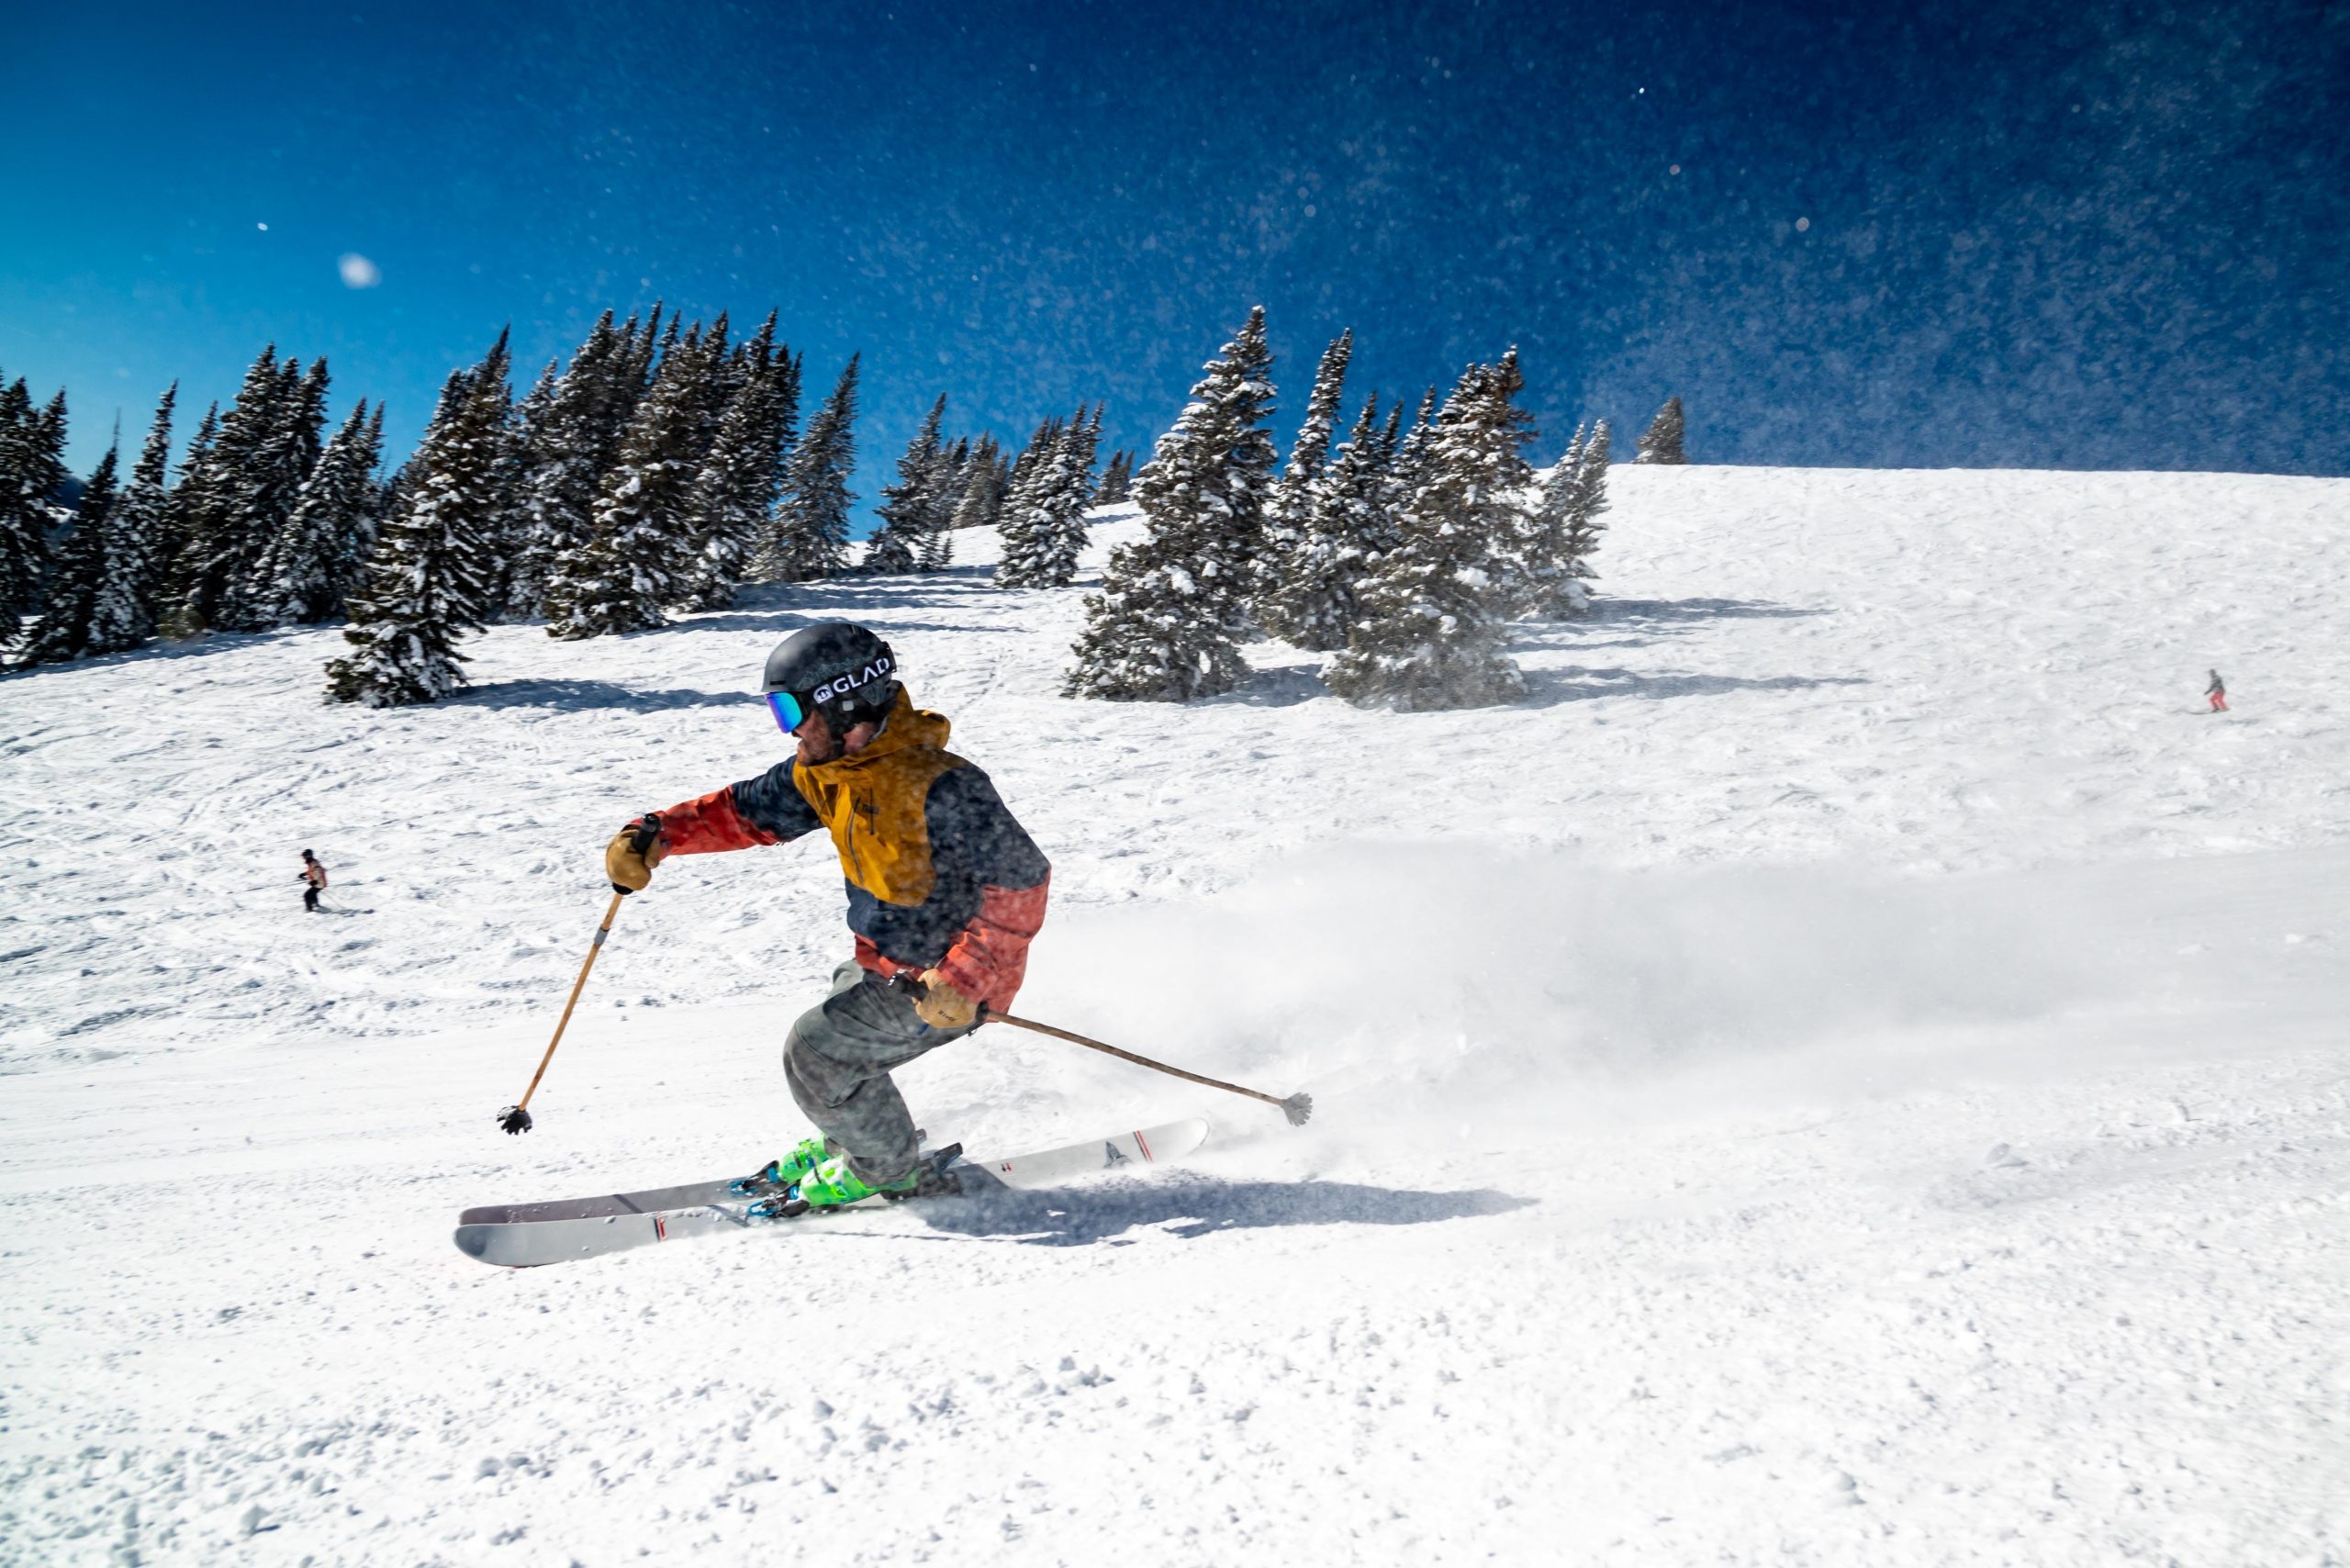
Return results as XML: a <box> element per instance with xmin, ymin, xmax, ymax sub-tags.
<box><xmin>793</xmin><ymin>1152</ymin><xmax>924</xmax><ymax>1209</ymax></box>
<box><xmin>729</xmin><ymin>1137</ymin><xmax>829</xmax><ymax>1200</ymax></box>
<box><xmin>746</xmin><ymin>1145</ymin><xmax>964</xmax><ymax>1220</ymax></box>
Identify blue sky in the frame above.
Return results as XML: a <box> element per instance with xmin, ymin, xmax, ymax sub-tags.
<box><xmin>3</xmin><ymin>0</ymin><xmax>2344</xmax><ymax>510</ymax></box>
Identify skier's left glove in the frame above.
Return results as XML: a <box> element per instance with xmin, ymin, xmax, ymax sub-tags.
<box><xmin>912</xmin><ymin>969</ymin><xmax>980</xmax><ymax>1030</ymax></box>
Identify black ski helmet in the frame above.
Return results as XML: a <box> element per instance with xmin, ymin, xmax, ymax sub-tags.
<box><xmin>760</xmin><ymin>622</ymin><xmax>900</xmax><ymax>732</ymax></box>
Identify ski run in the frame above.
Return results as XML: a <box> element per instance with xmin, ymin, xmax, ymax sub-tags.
<box><xmin>3</xmin><ymin>465</ymin><xmax>2346</xmax><ymax>1564</ymax></box>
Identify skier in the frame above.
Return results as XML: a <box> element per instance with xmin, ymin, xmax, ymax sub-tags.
<box><xmin>298</xmin><ymin>849</ymin><xmax>328</xmax><ymax>913</ymax></box>
<box><xmin>602</xmin><ymin>622</ymin><xmax>1050</xmax><ymax>1211</ymax></box>
<box><xmin>2206</xmin><ymin>669</ymin><xmax>2228</xmax><ymax>712</ymax></box>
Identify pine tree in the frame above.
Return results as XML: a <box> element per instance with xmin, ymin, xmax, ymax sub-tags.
<box><xmin>1635</xmin><ymin>396</ymin><xmax>1686</xmax><ymax>464</ymax></box>
<box><xmin>916</xmin><ymin>435</ymin><xmax>972</xmax><ymax>571</ymax></box>
<box><xmin>261</xmin><ymin>399</ymin><xmax>381</xmax><ymax>623</ymax></box>
<box><xmin>1261</xmin><ymin>391</ymin><xmax>1387</xmax><ymax>652</ymax></box>
<box><xmin>17</xmin><ymin>442</ymin><xmax>128</xmax><ymax>666</ymax></box>
<box><xmin>326</xmin><ymin>404</ymin><xmax>388</xmax><ymax>616</ymax></box>
<box><xmin>865</xmin><ymin>393</ymin><xmax>948</xmax><ymax>576</ymax></box>
<box><xmin>0</xmin><ymin>377</ymin><xmax>66</xmax><ymax>654</ymax></box>
<box><xmin>1387</xmin><ymin>386</ymin><xmax>1439</xmax><ymax>506</ymax></box>
<box><xmin>108</xmin><ymin>382</ymin><xmax>177</xmax><ymax>644</ymax></box>
<box><xmin>546</xmin><ymin>322</ymin><xmax>715</xmax><ymax>637</ymax></box>
<box><xmin>991</xmin><ymin>417</ymin><xmax>1062</xmax><ymax>587</ymax></box>
<box><xmin>163</xmin><ymin>346</ymin><xmax>286</xmax><ymax>633</ymax></box>
<box><xmin>325</xmin><ymin>364</ymin><xmax>504</xmax><ymax>706</ymax></box>
<box><xmin>1065</xmin><ymin>308</ymin><xmax>1279</xmax><ymax>701</ymax></box>
<box><xmin>1092</xmin><ymin>448</ymin><xmax>1135</xmax><ymax>506</ymax></box>
<box><xmin>507</xmin><ymin>314</ymin><xmax>624</xmax><ymax>619</ymax></box>
<box><xmin>1552</xmin><ymin>419</ymin><xmax>1612</xmax><ymax>611</ymax></box>
<box><xmin>997</xmin><ymin>404</ymin><xmax>1101</xmax><ymax>588</ymax></box>
<box><xmin>755</xmin><ymin>354</ymin><xmax>859</xmax><ymax>583</ymax></box>
<box><xmin>1260</xmin><ymin>329</ymin><xmax>1353</xmax><ymax>612</ymax></box>
<box><xmin>934</xmin><ymin>433</ymin><xmax>1005</xmax><ymax>569</ymax></box>
<box><xmin>1325</xmin><ymin>361</ymin><xmax>1531</xmax><ymax>711</ymax></box>
<box><xmin>677</xmin><ymin>314</ymin><xmax>796</xmax><ymax>610</ymax></box>
<box><xmin>218</xmin><ymin>355</ymin><xmax>331</xmax><ymax>631</ymax></box>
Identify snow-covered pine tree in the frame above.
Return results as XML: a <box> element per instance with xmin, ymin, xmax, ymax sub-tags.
<box><xmin>1517</xmin><ymin>420</ymin><xmax>1586</xmax><ymax>620</ymax></box>
<box><xmin>1555</xmin><ymin>417</ymin><xmax>1611</xmax><ymax>606</ymax></box>
<box><xmin>1064</xmin><ymin>308</ymin><xmax>1279</xmax><ymax>701</ymax></box>
<box><xmin>325</xmin><ymin>404</ymin><xmax>387</xmax><ymax>617</ymax></box>
<box><xmin>754</xmin><ymin>354</ymin><xmax>859</xmax><ymax>583</ymax></box>
<box><xmin>545</xmin><ymin>322</ymin><xmax>712</xmax><ymax>637</ymax></box>
<box><xmin>17</xmin><ymin>442</ymin><xmax>129</xmax><ymax>666</ymax></box>
<box><xmin>937</xmin><ymin>433</ymin><xmax>1005</xmax><ymax>567</ymax></box>
<box><xmin>1259</xmin><ymin>328</ymin><xmax>1352</xmax><ymax>614</ymax></box>
<box><xmin>1382</xmin><ymin>385</ymin><xmax>1439</xmax><ymax>521</ymax></box>
<box><xmin>1004</xmin><ymin>415</ymin><xmax>1058</xmax><ymax>501</ymax></box>
<box><xmin>219</xmin><ymin>356</ymin><xmax>331</xmax><ymax>631</ymax></box>
<box><xmin>162</xmin><ymin>346</ymin><xmax>286</xmax><ymax>634</ymax></box>
<box><xmin>1093</xmin><ymin>448</ymin><xmax>1135</xmax><ymax>506</ymax></box>
<box><xmin>1325</xmin><ymin>360</ymin><xmax>1530</xmax><ymax>711</ymax></box>
<box><xmin>1260</xmin><ymin>390</ymin><xmax>1386</xmax><ymax>651</ymax></box>
<box><xmin>1635</xmin><ymin>396</ymin><xmax>1686</xmax><ymax>464</ymax></box>
<box><xmin>0</xmin><ymin>377</ymin><xmax>66</xmax><ymax>655</ymax></box>
<box><xmin>865</xmin><ymin>393</ymin><xmax>948</xmax><ymax>576</ymax></box>
<box><xmin>1467</xmin><ymin>349</ymin><xmax>1543</xmax><ymax>614</ymax></box>
<box><xmin>991</xmin><ymin>417</ymin><xmax>1063</xmax><ymax>587</ymax></box>
<box><xmin>325</xmin><ymin>364</ymin><xmax>505</xmax><ymax>706</ymax></box>
<box><xmin>998</xmin><ymin>404</ymin><xmax>1101</xmax><ymax>588</ymax></box>
<box><xmin>677</xmin><ymin>313</ymin><xmax>796</xmax><ymax>610</ymax></box>
<box><xmin>507</xmin><ymin>311</ymin><xmax>665</xmax><ymax>620</ymax></box>
<box><xmin>915</xmin><ymin>435</ymin><xmax>971</xmax><ymax>572</ymax></box>
<box><xmin>950</xmin><ymin>438</ymin><xmax>1008</xmax><ymax>530</ymax></box>
<box><xmin>106</xmin><ymin>382</ymin><xmax>177</xmax><ymax>644</ymax></box>
<box><xmin>260</xmin><ymin>399</ymin><xmax>380</xmax><ymax>623</ymax></box>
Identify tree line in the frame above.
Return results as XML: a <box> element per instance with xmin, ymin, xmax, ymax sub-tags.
<box><xmin>0</xmin><ymin>313</ymin><xmax>1132</xmax><ymax>703</ymax></box>
<box><xmin>1065</xmin><ymin>308</ymin><xmax>1686</xmax><ymax>711</ymax></box>
<box><xmin>3</xmin><ymin>308</ymin><xmax>1684</xmax><ymax>714</ymax></box>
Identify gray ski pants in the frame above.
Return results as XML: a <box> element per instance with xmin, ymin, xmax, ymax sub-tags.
<box><xmin>784</xmin><ymin>960</ymin><xmax>977</xmax><ymax>1184</ymax></box>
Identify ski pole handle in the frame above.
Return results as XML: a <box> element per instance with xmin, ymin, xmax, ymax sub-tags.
<box><xmin>498</xmin><ymin>890</ymin><xmax>627</xmax><ymax>1135</ymax></box>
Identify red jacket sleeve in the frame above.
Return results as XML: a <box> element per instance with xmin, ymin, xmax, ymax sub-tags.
<box><xmin>933</xmin><ymin>874</ymin><xmax>1049</xmax><ymax>1015</ymax></box>
<box><xmin>646</xmin><ymin>787</ymin><xmax>779</xmax><ymax>856</ymax></box>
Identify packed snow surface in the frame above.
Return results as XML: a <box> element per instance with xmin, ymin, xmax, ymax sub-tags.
<box><xmin>3</xmin><ymin>465</ymin><xmax>2345</xmax><ymax>1565</ymax></box>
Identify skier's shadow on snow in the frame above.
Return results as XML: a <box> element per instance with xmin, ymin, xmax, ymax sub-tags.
<box><xmin>1520</xmin><ymin>666</ymin><xmax>1869</xmax><ymax>703</ymax></box>
<box><xmin>1581</xmin><ymin>596</ymin><xmax>1828</xmax><ymax>627</ymax></box>
<box><xmin>453</xmin><ymin>678</ymin><xmax>748</xmax><ymax>712</ymax></box>
<box><xmin>909</xmin><ymin>1175</ymin><xmax>1533</xmax><ymax>1248</ymax></box>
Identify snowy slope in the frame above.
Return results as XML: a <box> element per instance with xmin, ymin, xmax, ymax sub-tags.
<box><xmin>2</xmin><ymin>466</ymin><xmax>2345</xmax><ymax>1565</ymax></box>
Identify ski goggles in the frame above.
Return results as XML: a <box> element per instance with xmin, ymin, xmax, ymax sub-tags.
<box><xmin>766</xmin><ymin>690</ymin><xmax>812</xmax><ymax>734</ymax></box>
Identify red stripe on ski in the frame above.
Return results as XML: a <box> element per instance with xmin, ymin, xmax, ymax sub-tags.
<box><xmin>1135</xmin><ymin>1128</ymin><xmax>1154</xmax><ymax>1162</ymax></box>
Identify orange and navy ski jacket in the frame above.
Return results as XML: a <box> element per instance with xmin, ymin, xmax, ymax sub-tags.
<box><xmin>648</xmin><ymin>689</ymin><xmax>1049</xmax><ymax>1013</ymax></box>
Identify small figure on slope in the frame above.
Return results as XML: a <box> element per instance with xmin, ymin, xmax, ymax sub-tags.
<box><xmin>298</xmin><ymin>848</ymin><xmax>328</xmax><ymax>913</ymax></box>
<box><xmin>603</xmin><ymin>622</ymin><xmax>1050</xmax><ymax>1212</ymax></box>
<box><xmin>2205</xmin><ymin>668</ymin><xmax>2227</xmax><ymax>712</ymax></box>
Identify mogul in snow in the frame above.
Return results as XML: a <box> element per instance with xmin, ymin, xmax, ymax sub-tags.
<box><xmin>602</xmin><ymin>622</ymin><xmax>1049</xmax><ymax>1214</ymax></box>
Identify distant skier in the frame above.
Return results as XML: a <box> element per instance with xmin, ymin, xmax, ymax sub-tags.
<box><xmin>603</xmin><ymin>622</ymin><xmax>1050</xmax><ymax>1212</ymax></box>
<box><xmin>2206</xmin><ymin>669</ymin><xmax>2228</xmax><ymax>712</ymax></box>
<box><xmin>298</xmin><ymin>849</ymin><xmax>327</xmax><ymax>913</ymax></box>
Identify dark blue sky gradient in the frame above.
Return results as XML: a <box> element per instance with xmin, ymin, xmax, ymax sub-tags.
<box><xmin>4</xmin><ymin>0</ymin><xmax>2344</xmax><ymax>509</ymax></box>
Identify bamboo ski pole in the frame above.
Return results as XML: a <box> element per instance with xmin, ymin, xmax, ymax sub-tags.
<box><xmin>977</xmin><ymin>997</ymin><xmax>1312</xmax><ymax>1126</ymax></box>
<box><xmin>498</xmin><ymin>820</ymin><xmax>660</xmax><ymax>1135</ymax></box>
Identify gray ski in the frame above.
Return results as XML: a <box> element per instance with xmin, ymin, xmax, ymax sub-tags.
<box><xmin>453</xmin><ymin>1117</ymin><xmax>1210</xmax><ymax>1269</ymax></box>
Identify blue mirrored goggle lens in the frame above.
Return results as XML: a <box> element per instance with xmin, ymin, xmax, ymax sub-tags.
<box><xmin>766</xmin><ymin>691</ymin><xmax>807</xmax><ymax>734</ymax></box>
